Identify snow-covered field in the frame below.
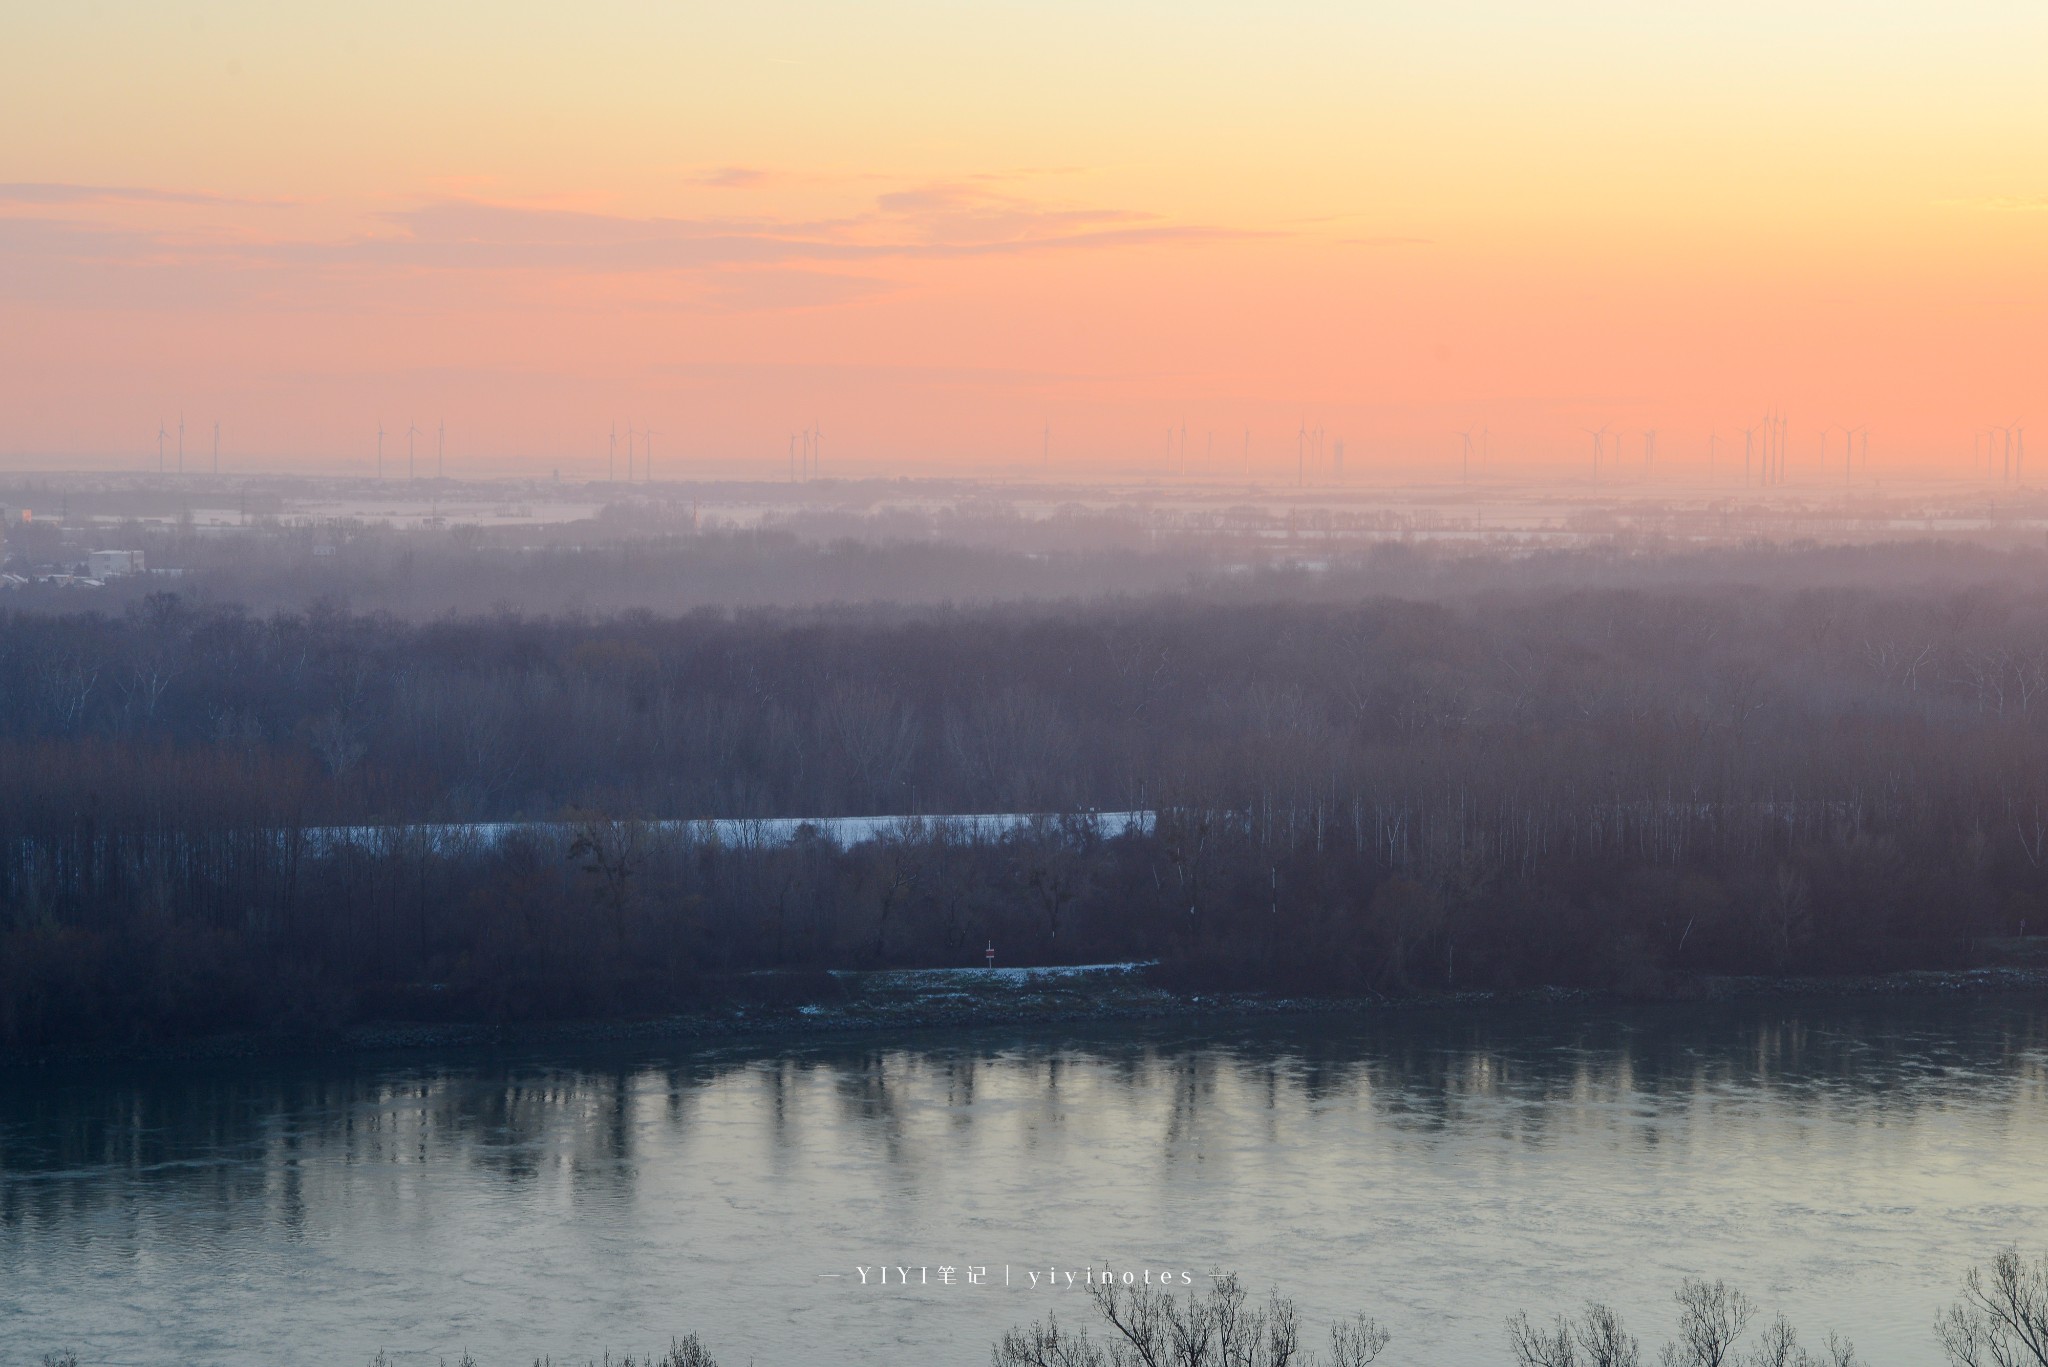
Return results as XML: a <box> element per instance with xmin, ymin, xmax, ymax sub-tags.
<box><xmin>296</xmin><ymin>810</ymin><xmax>1154</xmax><ymax>855</ymax></box>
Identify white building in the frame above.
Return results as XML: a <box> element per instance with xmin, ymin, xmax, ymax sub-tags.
<box><xmin>88</xmin><ymin>550</ymin><xmax>146</xmax><ymax>578</ymax></box>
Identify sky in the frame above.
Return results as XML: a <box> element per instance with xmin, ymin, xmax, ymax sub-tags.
<box><xmin>1</xmin><ymin>1</ymin><xmax>2044</xmax><ymax>479</ymax></box>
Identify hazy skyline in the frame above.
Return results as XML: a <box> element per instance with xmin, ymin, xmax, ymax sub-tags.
<box><xmin>3</xmin><ymin>1</ymin><xmax>2044</xmax><ymax>475</ymax></box>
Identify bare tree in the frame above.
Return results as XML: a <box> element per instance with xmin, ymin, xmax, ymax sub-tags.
<box><xmin>1938</xmin><ymin>1247</ymin><xmax>2048</xmax><ymax>1367</ymax></box>
<box><xmin>1509</xmin><ymin>1312</ymin><xmax>1580</xmax><ymax>1367</ymax></box>
<box><xmin>567</xmin><ymin>814</ymin><xmax>644</xmax><ymax>951</ymax></box>
<box><xmin>1578</xmin><ymin>1304</ymin><xmax>1644</xmax><ymax>1367</ymax></box>
<box><xmin>307</xmin><ymin>709</ymin><xmax>367</xmax><ymax>777</ymax></box>
<box><xmin>1743</xmin><ymin>1315</ymin><xmax>1858</xmax><ymax>1367</ymax></box>
<box><xmin>993</xmin><ymin>1315</ymin><xmax>1109</xmax><ymax>1367</ymax></box>
<box><xmin>994</xmin><ymin>1273</ymin><xmax>1386</xmax><ymax>1367</ymax></box>
<box><xmin>1661</xmin><ymin>1279</ymin><xmax>1755</xmax><ymax>1367</ymax></box>
<box><xmin>1510</xmin><ymin>1303</ymin><xmax>1640</xmax><ymax>1367</ymax></box>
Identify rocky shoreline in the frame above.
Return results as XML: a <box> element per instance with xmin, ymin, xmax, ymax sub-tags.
<box><xmin>5</xmin><ymin>963</ymin><xmax>2045</xmax><ymax>1070</ymax></box>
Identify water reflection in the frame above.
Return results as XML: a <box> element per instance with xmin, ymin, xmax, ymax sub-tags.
<box><xmin>2</xmin><ymin>999</ymin><xmax>2046</xmax><ymax>1367</ymax></box>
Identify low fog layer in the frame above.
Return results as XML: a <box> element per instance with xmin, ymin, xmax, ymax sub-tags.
<box><xmin>5</xmin><ymin>472</ymin><xmax>2048</xmax><ymax>618</ymax></box>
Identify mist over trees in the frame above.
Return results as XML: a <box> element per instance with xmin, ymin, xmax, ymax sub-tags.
<box><xmin>12</xmin><ymin>476</ymin><xmax>2048</xmax><ymax>620</ymax></box>
<box><xmin>6</xmin><ymin>539</ymin><xmax>2048</xmax><ymax>1045</ymax></box>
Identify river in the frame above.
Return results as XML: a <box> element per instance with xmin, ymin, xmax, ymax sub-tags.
<box><xmin>3</xmin><ymin>997</ymin><xmax>2045</xmax><ymax>1366</ymax></box>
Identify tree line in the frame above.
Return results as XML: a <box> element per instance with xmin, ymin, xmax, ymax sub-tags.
<box><xmin>7</xmin><ymin>556</ymin><xmax>2048</xmax><ymax>1044</ymax></box>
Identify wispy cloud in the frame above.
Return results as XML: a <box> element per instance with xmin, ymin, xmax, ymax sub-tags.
<box><xmin>0</xmin><ymin>177</ymin><xmax>1257</xmax><ymax>313</ymax></box>
<box><xmin>0</xmin><ymin>182</ymin><xmax>284</xmax><ymax>207</ymax></box>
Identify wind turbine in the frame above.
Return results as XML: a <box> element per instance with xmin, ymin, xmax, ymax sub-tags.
<box><xmin>608</xmin><ymin>422</ymin><xmax>617</xmax><ymax>482</ymax></box>
<box><xmin>643</xmin><ymin>428</ymin><xmax>654</xmax><ymax>482</ymax></box>
<box><xmin>1836</xmin><ymin>425</ymin><xmax>1865</xmax><ymax>482</ymax></box>
<box><xmin>626</xmin><ymin>424</ymin><xmax>636</xmax><ymax>482</ymax></box>
<box><xmin>1987</xmin><ymin>422</ymin><xmax>2011</xmax><ymax>483</ymax></box>
<box><xmin>157</xmin><ymin>420</ymin><xmax>168</xmax><ymax>473</ymax></box>
<box><xmin>1584</xmin><ymin>424</ymin><xmax>1609</xmax><ymax>479</ymax></box>
<box><xmin>1458</xmin><ymin>430</ymin><xmax>1474</xmax><ymax>482</ymax></box>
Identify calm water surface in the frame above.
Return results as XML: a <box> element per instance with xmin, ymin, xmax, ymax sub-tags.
<box><xmin>3</xmin><ymin>999</ymin><xmax>2045</xmax><ymax>1367</ymax></box>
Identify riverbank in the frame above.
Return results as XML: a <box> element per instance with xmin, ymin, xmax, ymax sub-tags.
<box><xmin>6</xmin><ymin>961</ymin><xmax>2046</xmax><ymax>1070</ymax></box>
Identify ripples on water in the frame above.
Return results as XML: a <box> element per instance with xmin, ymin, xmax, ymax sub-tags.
<box><xmin>2</xmin><ymin>1000</ymin><xmax>2045</xmax><ymax>1367</ymax></box>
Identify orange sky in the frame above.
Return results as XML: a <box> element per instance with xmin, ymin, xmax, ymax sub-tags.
<box><xmin>2</xmin><ymin>1</ymin><xmax>2044</xmax><ymax>479</ymax></box>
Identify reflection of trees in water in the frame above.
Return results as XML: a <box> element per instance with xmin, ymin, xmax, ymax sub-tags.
<box><xmin>3</xmin><ymin>1002</ymin><xmax>2045</xmax><ymax>1236</ymax></box>
<box><xmin>0</xmin><ymin>1057</ymin><xmax>724</xmax><ymax>1235</ymax></box>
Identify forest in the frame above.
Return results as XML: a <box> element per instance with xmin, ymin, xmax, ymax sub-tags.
<box><xmin>6</xmin><ymin>540</ymin><xmax>2048</xmax><ymax>1045</ymax></box>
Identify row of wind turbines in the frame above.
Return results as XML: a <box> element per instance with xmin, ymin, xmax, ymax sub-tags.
<box><xmin>373</xmin><ymin>420</ymin><xmax>447</xmax><ymax>481</ymax></box>
<box><xmin>606</xmin><ymin>422</ymin><xmax>660</xmax><ymax>482</ymax></box>
<box><xmin>1580</xmin><ymin>414</ymin><xmax>1807</xmax><ymax>487</ymax></box>
<box><xmin>789</xmin><ymin>425</ymin><xmax>822</xmax><ymax>482</ymax></box>
<box><xmin>1977</xmin><ymin>424</ymin><xmax>2028</xmax><ymax>485</ymax></box>
<box><xmin>1126</xmin><ymin>413</ymin><xmax>2029</xmax><ymax>489</ymax></box>
<box><xmin>154</xmin><ymin>415</ymin><xmax>221</xmax><ymax>475</ymax></box>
